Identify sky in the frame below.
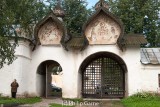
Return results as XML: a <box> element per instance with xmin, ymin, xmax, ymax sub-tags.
<box><xmin>44</xmin><ymin>0</ymin><xmax>98</xmax><ymax>9</ymax></box>
<box><xmin>86</xmin><ymin>0</ymin><xmax>97</xmax><ymax>9</ymax></box>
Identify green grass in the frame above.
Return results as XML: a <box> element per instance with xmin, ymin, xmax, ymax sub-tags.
<box><xmin>49</xmin><ymin>103</ymin><xmax>74</xmax><ymax>107</ymax></box>
<box><xmin>0</xmin><ymin>96</ymin><xmax>41</xmax><ymax>105</ymax></box>
<box><xmin>121</xmin><ymin>92</ymin><xmax>160</xmax><ymax>107</ymax></box>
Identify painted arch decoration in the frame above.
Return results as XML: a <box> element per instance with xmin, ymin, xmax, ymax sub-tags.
<box><xmin>38</xmin><ymin>19</ymin><xmax>63</xmax><ymax>45</ymax></box>
<box><xmin>83</xmin><ymin>5</ymin><xmax>124</xmax><ymax>45</ymax></box>
<box><xmin>85</xmin><ymin>13</ymin><xmax>121</xmax><ymax>44</ymax></box>
<box><xmin>34</xmin><ymin>12</ymin><xmax>67</xmax><ymax>46</ymax></box>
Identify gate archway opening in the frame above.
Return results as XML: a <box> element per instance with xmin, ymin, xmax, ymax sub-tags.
<box><xmin>79</xmin><ymin>52</ymin><xmax>127</xmax><ymax>98</ymax></box>
<box><xmin>36</xmin><ymin>60</ymin><xmax>63</xmax><ymax>98</ymax></box>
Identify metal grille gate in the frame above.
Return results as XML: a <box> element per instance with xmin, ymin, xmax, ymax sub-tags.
<box><xmin>82</xmin><ymin>57</ymin><xmax>125</xmax><ymax>98</ymax></box>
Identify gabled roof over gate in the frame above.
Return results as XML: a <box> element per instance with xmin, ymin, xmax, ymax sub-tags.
<box><xmin>120</xmin><ymin>34</ymin><xmax>148</xmax><ymax>46</ymax></box>
<box><xmin>33</xmin><ymin>0</ymin><xmax>148</xmax><ymax>51</ymax></box>
<box><xmin>65</xmin><ymin>0</ymin><xmax>147</xmax><ymax>51</ymax></box>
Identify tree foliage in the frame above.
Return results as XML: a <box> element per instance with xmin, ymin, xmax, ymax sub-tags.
<box><xmin>0</xmin><ymin>0</ymin><xmax>91</xmax><ymax>68</ymax></box>
<box><xmin>47</xmin><ymin>0</ymin><xmax>91</xmax><ymax>35</ymax></box>
<box><xmin>109</xmin><ymin>0</ymin><xmax>160</xmax><ymax>47</ymax></box>
<box><xmin>62</xmin><ymin>0</ymin><xmax>91</xmax><ymax>34</ymax></box>
<box><xmin>0</xmin><ymin>0</ymin><xmax>47</xmax><ymax>68</ymax></box>
<box><xmin>0</xmin><ymin>38</ymin><xmax>16</xmax><ymax>68</ymax></box>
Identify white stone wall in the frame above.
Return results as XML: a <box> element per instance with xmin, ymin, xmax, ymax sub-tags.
<box><xmin>123</xmin><ymin>47</ymin><xmax>160</xmax><ymax>95</ymax></box>
<box><xmin>30</xmin><ymin>44</ymin><xmax>127</xmax><ymax>98</ymax></box>
<box><xmin>0</xmin><ymin>42</ymin><xmax>160</xmax><ymax>98</ymax></box>
<box><xmin>0</xmin><ymin>40</ymin><xmax>32</xmax><ymax>97</ymax></box>
<box><xmin>123</xmin><ymin>46</ymin><xmax>142</xmax><ymax>96</ymax></box>
<box><xmin>139</xmin><ymin>65</ymin><xmax>160</xmax><ymax>93</ymax></box>
<box><xmin>29</xmin><ymin>45</ymin><xmax>80</xmax><ymax>98</ymax></box>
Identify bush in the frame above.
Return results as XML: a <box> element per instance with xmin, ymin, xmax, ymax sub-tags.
<box><xmin>130</xmin><ymin>91</ymin><xmax>160</xmax><ymax>99</ymax></box>
<box><xmin>122</xmin><ymin>92</ymin><xmax>160</xmax><ymax>107</ymax></box>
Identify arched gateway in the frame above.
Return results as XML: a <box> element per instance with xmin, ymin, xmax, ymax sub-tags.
<box><xmin>80</xmin><ymin>52</ymin><xmax>127</xmax><ymax>98</ymax></box>
<box><xmin>36</xmin><ymin>60</ymin><xmax>62</xmax><ymax>98</ymax></box>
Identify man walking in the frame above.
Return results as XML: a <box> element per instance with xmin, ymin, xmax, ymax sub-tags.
<box><xmin>11</xmin><ymin>79</ymin><xmax>19</xmax><ymax>98</ymax></box>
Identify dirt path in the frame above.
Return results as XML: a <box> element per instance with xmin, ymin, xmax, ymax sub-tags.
<box><xmin>74</xmin><ymin>100</ymin><xmax>124</xmax><ymax>107</ymax></box>
<box><xmin>100</xmin><ymin>100</ymin><xmax>124</xmax><ymax>107</ymax></box>
<box><xmin>18</xmin><ymin>98</ymin><xmax>124</xmax><ymax>107</ymax></box>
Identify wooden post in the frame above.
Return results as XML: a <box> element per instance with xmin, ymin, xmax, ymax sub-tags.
<box><xmin>46</xmin><ymin>64</ymin><xmax>48</xmax><ymax>98</ymax></box>
<box><xmin>0</xmin><ymin>104</ymin><xmax>4</xmax><ymax>107</ymax></box>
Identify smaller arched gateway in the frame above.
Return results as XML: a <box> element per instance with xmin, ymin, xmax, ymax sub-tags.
<box><xmin>36</xmin><ymin>60</ymin><xmax>62</xmax><ymax>98</ymax></box>
<box><xmin>80</xmin><ymin>52</ymin><xmax>127</xmax><ymax>98</ymax></box>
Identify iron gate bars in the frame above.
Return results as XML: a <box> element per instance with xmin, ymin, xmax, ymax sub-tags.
<box><xmin>82</xmin><ymin>56</ymin><xmax>125</xmax><ymax>98</ymax></box>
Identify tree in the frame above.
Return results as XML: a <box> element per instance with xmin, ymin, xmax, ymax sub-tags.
<box><xmin>47</xmin><ymin>0</ymin><xmax>92</xmax><ymax>35</ymax></box>
<box><xmin>0</xmin><ymin>0</ymin><xmax>91</xmax><ymax>68</ymax></box>
<box><xmin>0</xmin><ymin>0</ymin><xmax>47</xmax><ymax>68</ymax></box>
<box><xmin>62</xmin><ymin>0</ymin><xmax>91</xmax><ymax>34</ymax></box>
<box><xmin>108</xmin><ymin>0</ymin><xmax>160</xmax><ymax>47</ymax></box>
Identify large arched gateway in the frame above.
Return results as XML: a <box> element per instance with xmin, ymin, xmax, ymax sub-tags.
<box><xmin>80</xmin><ymin>52</ymin><xmax>127</xmax><ymax>98</ymax></box>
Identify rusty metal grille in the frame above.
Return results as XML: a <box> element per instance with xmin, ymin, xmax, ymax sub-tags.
<box><xmin>82</xmin><ymin>57</ymin><xmax>125</xmax><ymax>98</ymax></box>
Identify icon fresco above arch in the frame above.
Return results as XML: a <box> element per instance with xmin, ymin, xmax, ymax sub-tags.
<box><xmin>85</xmin><ymin>13</ymin><xmax>121</xmax><ymax>44</ymax></box>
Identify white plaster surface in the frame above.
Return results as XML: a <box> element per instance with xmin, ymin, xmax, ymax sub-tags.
<box><xmin>0</xmin><ymin>40</ymin><xmax>160</xmax><ymax>98</ymax></box>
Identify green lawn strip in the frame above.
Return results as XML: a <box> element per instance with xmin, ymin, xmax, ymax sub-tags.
<box><xmin>121</xmin><ymin>95</ymin><xmax>160</xmax><ymax>107</ymax></box>
<box><xmin>0</xmin><ymin>97</ymin><xmax>41</xmax><ymax>105</ymax></box>
<box><xmin>50</xmin><ymin>103</ymin><xmax>74</xmax><ymax>107</ymax></box>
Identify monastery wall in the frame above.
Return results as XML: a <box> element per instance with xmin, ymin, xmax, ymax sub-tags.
<box><xmin>0</xmin><ymin>41</ymin><xmax>160</xmax><ymax>98</ymax></box>
<box><xmin>0</xmin><ymin>40</ymin><xmax>32</xmax><ymax>97</ymax></box>
<box><xmin>28</xmin><ymin>44</ymin><xmax>139</xmax><ymax>98</ymax></box>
